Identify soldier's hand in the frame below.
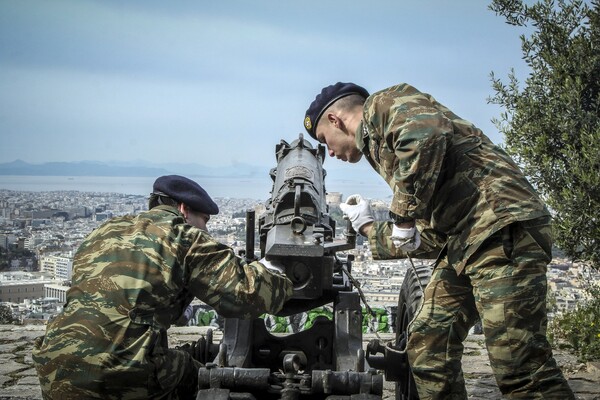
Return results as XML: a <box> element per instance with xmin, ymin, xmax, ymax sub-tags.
<box><xmin>259</xmin><ymin>257</ymin><xmax>285</xmax><ymax>274</ymax></box>
<box><xmin>391</xmin><ymin>225</ymin><xmax>421</xmax><ymax>252</ymax></box>
<box><xmin>339</xmin><ymin>194</ymin><xmax>375</xmax><ymax>234</ymax></box>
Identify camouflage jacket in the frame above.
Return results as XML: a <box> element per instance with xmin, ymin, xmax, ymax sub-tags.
<box><xmin>357</xmin><ymin>83</ymin><xmax>550</xmax><ymax>273</ymax></box>
<box><xmin>32</xmin><ymin>205</ymin><xmax>293</xmax><ymax>399</ymax></box>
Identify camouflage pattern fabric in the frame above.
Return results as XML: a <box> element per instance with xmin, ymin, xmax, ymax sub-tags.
<box><xmin>407</xmin><ymin>219</ymin><xmax>574</xmax><ymax>399</ymax></box>
<box><xmin>362</xmin><ymin>307</ymin><xmax>390</xmax><ymax>333</ymax></box>
<box><xmin>262</xmin><ymin>314</ymin><xmax>293</xmax><ymax>333</ymax></box>
<box><xmin>367</xmin><ymin>219</ymin><xmax>446</xmax><ymax>261</ymax></box>
<box><xmin>195</xmin><ymin>308</ymin><xmax>220</xmax><ymax>328</ymax></box>
<box><xmin>357</xmin><ymin>83</ymin><xmax>549</xmax><ymax>274</ymax></box>
<box><xmin>32</xmin><ymin>205</ymin><xmax>293</xmax><ymax>400</ymax></box>
<box><xmin>301</xmin><ymin>306</ymin><xmax>334</xmax><ymax>331</ymax></box>
<box><xmin>358</xmin><ymin>84</ymin><xmax>573</xmax><ymax>398</ymax></box>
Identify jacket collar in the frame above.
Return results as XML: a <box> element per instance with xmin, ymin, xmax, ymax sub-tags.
<box><xmin>355</xmin><ymin>120</ymin><xmax>369</xmax><ymax>154</ymax></box>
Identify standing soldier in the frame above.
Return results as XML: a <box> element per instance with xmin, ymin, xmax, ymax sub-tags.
<box><xmin>33</xmin><ymin>175</ymin><xmax>292</xmax><ymax>400</ymax></box>
<box><xmin>303</xmin><ymin>82</ymin><xmax>575</xmax><ymax>399</ymax></box>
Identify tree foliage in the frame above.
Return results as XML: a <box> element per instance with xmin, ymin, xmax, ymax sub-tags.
<box><xmin>549</xmin><ymin>283</ymin><xmax>600</xmax><ymax>361</ymax></box>
<box><xmin>0</xmin><ymin>304</ymin><xmax>14</xmax><ymax>324</ymax></box>
<box><xmin>489</xmin><ymin>0</ymin><xmax>600</xmax><ymax>268</ymax></box>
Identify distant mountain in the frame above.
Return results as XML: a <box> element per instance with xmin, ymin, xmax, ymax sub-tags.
<box><xmin>0</xmin><ymin>160</ymin><xmax>169</xmax><ymax>177</ymax></box>
<box><xmin>0</xmin><ymin>160</ymin><xmax>268</xmax><ymax>178</ymax></box>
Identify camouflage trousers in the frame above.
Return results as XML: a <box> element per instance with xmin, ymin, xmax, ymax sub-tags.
<box><xmin>34</xmin><ymin>340</ymin><xmax>201</xmax><ymax>400</ymax></box>
<box><xmin>407</xmin><ymin>218</ymin><xmax>575</xmax><ymax>399</ymax></box>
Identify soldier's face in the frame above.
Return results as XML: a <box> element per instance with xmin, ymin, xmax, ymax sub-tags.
<box><xmin>316</xmin><ymin>123</ymin><xmax>362</xmax><ymax>163</ymax></box>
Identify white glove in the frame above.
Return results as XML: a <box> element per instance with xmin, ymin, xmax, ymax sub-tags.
<box><xmin>339</xmin><ymin>194</ymin><xmax>375</xmax><ymax>233</ymax></box>
<box><xmin>391</xmin><ymin>225</ymin><xmax>421</xmax><ymax>252</ymax></box>
<box><xmin>259</xmin><ymin>257</ymin><xmax>285</xmax><ymax>274</ymax></box>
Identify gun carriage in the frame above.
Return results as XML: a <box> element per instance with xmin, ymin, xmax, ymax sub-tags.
<box><xmin>193</xmin><ymin>134</ymin><xmax>432</xmax><ymax>400</ymax></box>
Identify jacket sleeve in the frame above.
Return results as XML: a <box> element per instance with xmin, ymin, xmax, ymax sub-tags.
<box><xmin>367</xmin><ymin>220</ymin><xmax>446</xmax><ymax>260</ymax></box>
<box><xmin>365</xmin><ymin>84</ymin><xmax>452</xmax><ymax>219</ymax></box>
<box><xmin>184</xmin><ymin>231</ymin><xmax>293</xmax><ymax>319</ymax></box>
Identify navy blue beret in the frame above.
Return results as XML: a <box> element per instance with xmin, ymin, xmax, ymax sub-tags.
<box><xmin>152</xmin><ymin>175</ymin><xmax>219</xmax><ymax>215</ymax></box>
<box><xmin>304</xmin><ymin>82</ymin><xmax>369</xmax><ymax>139</ymax></box>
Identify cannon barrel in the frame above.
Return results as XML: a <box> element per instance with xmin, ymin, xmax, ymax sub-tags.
<box><xmin>197</xmin><ymin>134</ymin><xmax>394</xmax><ymax>400</ymax></box>
<box><xmin>258</xmin><ymin>134</ymin><xmax>355</xmax><ymax>313</ymax></box>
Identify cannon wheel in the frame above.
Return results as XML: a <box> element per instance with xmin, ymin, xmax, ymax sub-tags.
<box><xmin>395</xmin><ymin>262</ymin><xmax>432</xmax><ymax>400</ymax></box>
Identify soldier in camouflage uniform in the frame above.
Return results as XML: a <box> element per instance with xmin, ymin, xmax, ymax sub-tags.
<box><xmin>304</xmin><ymin>83</ymin><xmax>574</xmax><ymax>399</ymax></box>
<box><xmin>32</xmin><ymin>175</ymin><xmax>293</xmax><ymax>400</ymax></box>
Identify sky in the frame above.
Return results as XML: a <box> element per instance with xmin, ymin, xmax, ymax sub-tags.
<box><xmin>0</xmin><ymin>0</ymin><xmax>530</xmax><ymax>190</ymax></box>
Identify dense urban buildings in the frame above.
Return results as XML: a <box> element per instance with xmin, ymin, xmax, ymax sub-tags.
<box><xmin>0</xmin><ymin>188</ymin><xmax>597</xmax><ymax>327</ymax></box>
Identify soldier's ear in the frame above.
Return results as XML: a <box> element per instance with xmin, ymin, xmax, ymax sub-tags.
<box><xmin>325</xmin><ymin>113</ymin><xmax>352</xmax><ymax>137</ymax></box>
<box><xmin>332</xmin><ymin>115</ymin><xmax>350</xmax><ymax>134</ymax></box>
<box><xmin>178</xmin><ymin>203</ymin><xmax>187</xmax><ymax>218</ymax></box>
<box><xmin>327</xmin><ymin>113</ymin><xmax>342</xmax><ymax>129</ymax></box>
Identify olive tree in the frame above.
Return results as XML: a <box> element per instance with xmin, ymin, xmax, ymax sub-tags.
<box><xmin>489</xmin><ymin>0</ymin><xmax>600</xmax><ymax>268</ymax></box>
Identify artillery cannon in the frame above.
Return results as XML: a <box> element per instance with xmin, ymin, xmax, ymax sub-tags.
<box><xmin>193</xmin><ymin>133</ymin><xmax>432</xmax><ymax>400</ymax></box>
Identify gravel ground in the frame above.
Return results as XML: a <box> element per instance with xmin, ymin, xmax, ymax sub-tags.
<box><xmin>1</xmin><ymin>324</ymin><xmax>598</xmax><ymax>400</ymax></box>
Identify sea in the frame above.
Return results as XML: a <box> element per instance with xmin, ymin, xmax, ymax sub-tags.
<box><xmin>0</xmin><ymin>175</ymin><xmax>392</xmax><ymax>201</ymax></box>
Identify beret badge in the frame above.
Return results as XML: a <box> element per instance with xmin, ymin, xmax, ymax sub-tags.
<box><xmin>304</xmin><ymin>116</ymin><xmax>312</xmax><ymax>131</ymax></box>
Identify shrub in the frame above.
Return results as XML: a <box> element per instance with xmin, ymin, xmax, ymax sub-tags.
<box><xmin>550</xmin><ymin>284</ymin><xmax>600</xmax><ymax>362</ymax></box>
<box><xmin>0</xmin><ymin>304</ymin><xmax>15</xmax><ymax>324</ymax></box>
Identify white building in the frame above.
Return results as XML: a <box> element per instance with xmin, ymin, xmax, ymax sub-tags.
<box><xmin>0</xmin><ymin>271</ymin><xmax>58</xmax><ymax>303</ymax></box>
<box><xmin>43</xmin><ymin>283</ymin><xmax>70</xmax><ymax>304</ymax></box>
<box><xmin>40</xmin><ymin>254</ymin><xmax>73</xmax><ymax>280</ymax></box>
